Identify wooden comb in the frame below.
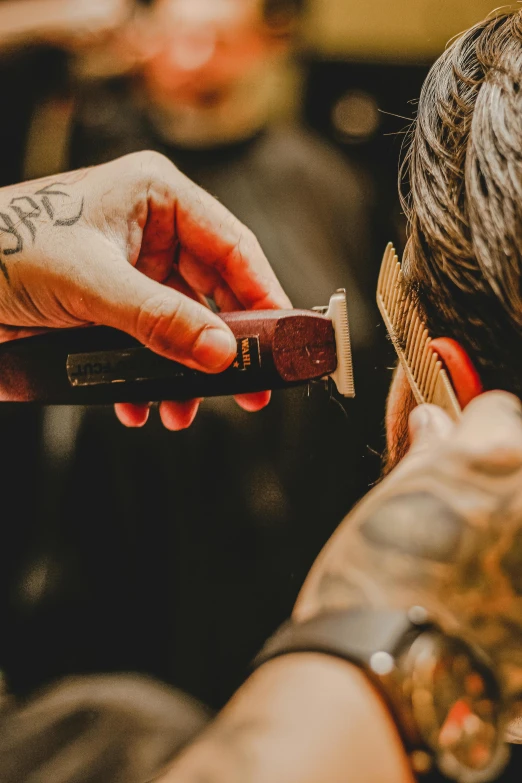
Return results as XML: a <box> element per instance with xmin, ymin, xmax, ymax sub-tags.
<box><xmin>377</xmin><ymin>243</ymin><xmax>462</xmax><ymax>421</ymax></box>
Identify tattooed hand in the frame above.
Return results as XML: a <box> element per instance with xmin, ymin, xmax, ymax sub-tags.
<box><xmin>0</xmin><ymin>152</ymin><xmax>289</xmax><ymax>428</ymax></box>
<box><xmin>295</xmin><ymin>392</ymin><xmax>522</xmax><ymax>731</ymax></box>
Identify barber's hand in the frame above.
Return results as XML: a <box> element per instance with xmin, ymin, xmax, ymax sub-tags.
<box><xmin>295</xmin><ymin>392</ymin><xmax>522</xmax><ymax>716</ymax></box>
<box><xmin>0</xmin><ymin>151</ymin><xmax>290</xmax><ymax>428</ymax></box>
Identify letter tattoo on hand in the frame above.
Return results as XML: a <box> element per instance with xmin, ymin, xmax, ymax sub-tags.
<box><xmin>0</xmin><ymin>182</ymin><xmax>85</xmax><ymax>282</ymax></box>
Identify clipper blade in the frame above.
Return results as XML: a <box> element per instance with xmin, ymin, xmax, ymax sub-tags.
<box><xmin>325</xmin><ymin>289</ymin><xmax>355</xmax><ymax>398</ymax></box>
<box><xmin>377</xmin><ymin>243</ymin><xmax>461</xmax><ymax>420</ymax></box>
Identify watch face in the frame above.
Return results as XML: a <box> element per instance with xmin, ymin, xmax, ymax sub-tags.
<box><xmin>406</xmin><ymin>632</ymin><xmax>508</xmax><ymax>782</ymax></box>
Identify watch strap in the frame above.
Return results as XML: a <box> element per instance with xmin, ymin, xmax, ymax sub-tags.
<box><xmin>254</xmin><ymin>607</ymin><xmax>429</xmax><ymax>671</ymax></box>
<box><xmin>253</xmin><ymin>607</ymin><xmax>438</xmax><ymax>771</ymax></box>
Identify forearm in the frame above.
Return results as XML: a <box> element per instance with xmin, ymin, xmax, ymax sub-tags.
<box><xmin>0</xmin><ymin>0</ymin><xmax>124</xmax><ymax>51</ymax></box>
<box><xmin>158</xmin><ymin>653</ymin><xmax>413</xmax><ymax>783</ymax></box>
<box><xmin>0</xmin><ymin>1</ymin><xmax>69</xmax><ymax>48</ymax></box>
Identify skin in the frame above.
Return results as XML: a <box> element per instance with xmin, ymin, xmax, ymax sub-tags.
<box><xmin>0</xmin><ymin>152</ymin><xmax>290</xmax><ymax>428</ymax></box>
<box><xmin>159</xmin><ymin>653</ymin><xmax>413</xmax><ymax>783</ymax></box>
<box><xmin>143</xmin><ymin>0</ymin><xmax>284</xmax><ymax>107</ymax></box>
<box><xmin>157</xmin><ymin>391</ymin><xmax>522</xmax><ymax>783</ymax></box>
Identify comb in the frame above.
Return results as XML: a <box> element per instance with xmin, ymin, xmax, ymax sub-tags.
<box><xmin>377</xmin><ymin>243</ymin><xmax>461</xmax><ymax>421</ymax></box>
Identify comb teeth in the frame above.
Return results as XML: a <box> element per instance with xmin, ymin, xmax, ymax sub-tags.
<box><xmin>377</xmin><ymin>243</ymin><xmax>461</xmax><ymax>420</ymax></box>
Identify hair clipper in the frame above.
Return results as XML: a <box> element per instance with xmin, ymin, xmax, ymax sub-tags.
<box><xmin>0</xmin><ymin>290</ymin><xmax>355</xmax><ymax>403</ymax></box>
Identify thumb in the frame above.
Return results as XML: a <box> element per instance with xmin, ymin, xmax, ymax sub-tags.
<box><xmin>408</xmin><ymin>404</ymin><xmax>454</xmax><ymax>454</ymax></box>
<box><xmin>84</xmin><ymin>261</ymin><xmax>237</xmax><ymax>372</ymax></box>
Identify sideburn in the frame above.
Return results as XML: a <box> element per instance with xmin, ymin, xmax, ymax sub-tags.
<box><xmin>382</xmin><ymin>380</ymin><xmax>417</xmax><ymax>477</ymax></box>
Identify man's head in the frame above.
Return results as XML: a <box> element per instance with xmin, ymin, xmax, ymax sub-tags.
<box><xmin>139</xmin><ymin>0</ymin><xmax>305</xmax><ymax>147</ymax></box>
<box><xmin>386</xmin><ymin>8</ymin><xmax>522</xmax><ymax>469</ymax></box>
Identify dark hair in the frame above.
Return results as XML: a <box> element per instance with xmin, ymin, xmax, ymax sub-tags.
<box><xmin>0</xmin><ymin>674</ymin><xmax>209</xmax><ymax>783</ymax></box>
<box><xmin>402</xmin><ymin>9</ymin><xmax>522</xmax><ymax>396</ymax></box>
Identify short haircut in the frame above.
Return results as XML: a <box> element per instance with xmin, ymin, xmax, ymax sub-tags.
<box><xmin>402</xmin><ymin>9</ymin><xmax>522</xmax><ymax>397</ymax></box>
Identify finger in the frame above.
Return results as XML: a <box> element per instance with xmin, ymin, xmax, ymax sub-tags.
<box><xmin>408</xmin><ymin>404</ymin><xmax>454</xmax><ymax>453</ymax></box>
<box><xmin>159</xmin><ymin>399</ymin><xmax>201</xmax><ymax>430</ymax></box>
<box><xmin>82</xmin><ymin>259</ymin><xmax>237</xmax><ymax>373</ymax></box>
<box><xmin>234</xmin><ymin>391</ymin><xmax>271</xmax><ymax>412</ymax></box>
<box><xmin>114</xmin><ymin>402</ymin><xmax>150</xmax><ymax>427</ymax></box>
<box><xmin>452</xmin><ymin>390</ymin><xmax>522</xmax><ymax>471</ymax></box>
<box><xmin>0</xmin><ymin>325</ymin><xmax>53</xmax><ymax>344</ymax></box>
<box><xmin>149</xmin><ymin>162</ymin><xmax>291</xmax><ymax>310</ymax></box>
<box><xmin>178</xmin><ymin>249</ymin><xmax>243</xmax><ymax>311</ymax></box>
<box><xmin>163</xmin><ymin>265</ymin><xmax>209</xmax><ymax>306</ymax></box>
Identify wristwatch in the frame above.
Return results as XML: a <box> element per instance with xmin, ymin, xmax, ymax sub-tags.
<box><xmin>254</xmin><ymin>607</ymin><xmax>509</xmax><ymax>783</ymax></box>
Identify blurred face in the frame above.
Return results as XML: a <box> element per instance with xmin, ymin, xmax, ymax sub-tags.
<box><xmin>144</xmin><ymin>0</ymin><xmax>276</xmax><ymax>109</ymax></box>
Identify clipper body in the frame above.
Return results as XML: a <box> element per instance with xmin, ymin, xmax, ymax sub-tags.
<box><xmin>0</xmin><ymin>291</ymin><xmax>354</xmax><ymax>403</ymax></box>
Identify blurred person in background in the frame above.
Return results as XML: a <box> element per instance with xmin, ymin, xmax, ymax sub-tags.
<box><xmin>71</xmin><ymin>0</ymin><xmax>378</xmax><ymax>311</ymax></box>
<box><xmin>1</xmin><ymin>0</ymin><xmax>385</xmax><ymax>712</ymax></box>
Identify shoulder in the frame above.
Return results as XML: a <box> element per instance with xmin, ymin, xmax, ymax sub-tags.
<box><xmin>254</xmin><ymin>125</ymin><xmax>372</xmax><ymax>203</ymax></box>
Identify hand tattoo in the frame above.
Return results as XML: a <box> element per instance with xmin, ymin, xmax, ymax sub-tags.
<box><xmin>0</xmin><ymin>181</ymin><xmax>84</xmax><ymax>282</ymax></box>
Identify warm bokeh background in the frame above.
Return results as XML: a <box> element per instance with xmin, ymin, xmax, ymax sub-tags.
<box><xmin>304</xmin><ymin>0</ymin><xmax>500</xmax><ymax>58</ymax></box>
<box><xmin>0</xmin><ymin>0</ymin><xmax>514</xmax><ymax>728</ymax></box>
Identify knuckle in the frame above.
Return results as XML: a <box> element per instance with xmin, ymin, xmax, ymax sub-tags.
<box><xmin>135</xmin><ymin>294</ymin><xmax>186</xmax><ymax>355</ymax></box>
<box><xmin>217</xmin><ymin>224</ymin><xmax>262</xmax><ymax>277</ymax></box>
<box><xmin>242</xmin><ymin>225</ymin><xmax>261</xmax><ymax>255</ymax></box>
<box><xmin>143</xmin><ymin>150</ymin><xmax>178</xmax><ymax>178</ymax></box>
<box><xmin>135</xmin><ymin>294</ymin><xmax>211</xmax><ymax>360</ymax></box>
<box><xmin>131</xmin><ymin>149</ymin><xmax>170</xmax><ymax>168</ymax></box>
<box><xmin>124</xmin><ymin>151</ymin><xmax>179</xmax><ymax>189</ymax></box>
<box><xmin>452</xmin><ymin>440</ymin><xmax>522</xmax><ymax>477</ymax></box>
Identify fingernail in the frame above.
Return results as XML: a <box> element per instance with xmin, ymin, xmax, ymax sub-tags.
<box><xmin>410</xmin><ymin>403</ymin><xmax>452</xmax><ymax>439</ymax></box>
<box><xmin>192</xmin><ymin>328</ymin><xmax>236</xmax><ymax>371</ymax></box>
<box><xmin>409</xmin><ymin>405</ymin><xmax>432</xmax><ymax>434</ymax></box>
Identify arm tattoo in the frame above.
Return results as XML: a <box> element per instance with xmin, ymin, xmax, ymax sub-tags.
<box><xmin>0</xmin><ymin>181</ymin><xmax>84</xmax><ymax>283</ymax></box>
<box><xmin>359</xmin><ymin>491</ymin><xmax>463</xmax><ymax>562</ymax></box>
<box><xmin>305</xmin><ymin>450</ymin><xmax>522</xmax><ymax>691</ymax></box>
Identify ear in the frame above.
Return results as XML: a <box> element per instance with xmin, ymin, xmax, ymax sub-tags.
<box><xmin>429</xmin><ymin>338</ymin><xmax>483</xmax><ymax>409</ymax></box>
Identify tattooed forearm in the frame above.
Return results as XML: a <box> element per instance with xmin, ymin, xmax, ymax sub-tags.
<box><xmin>359</xmin><ymin>491</ymin><xmax>464</xmax><ymax>562</ymax></box>
<box><xmin>0</xmin><ymin>181</ymin><xmax>84</xmax><ymax>282</ymax></box>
